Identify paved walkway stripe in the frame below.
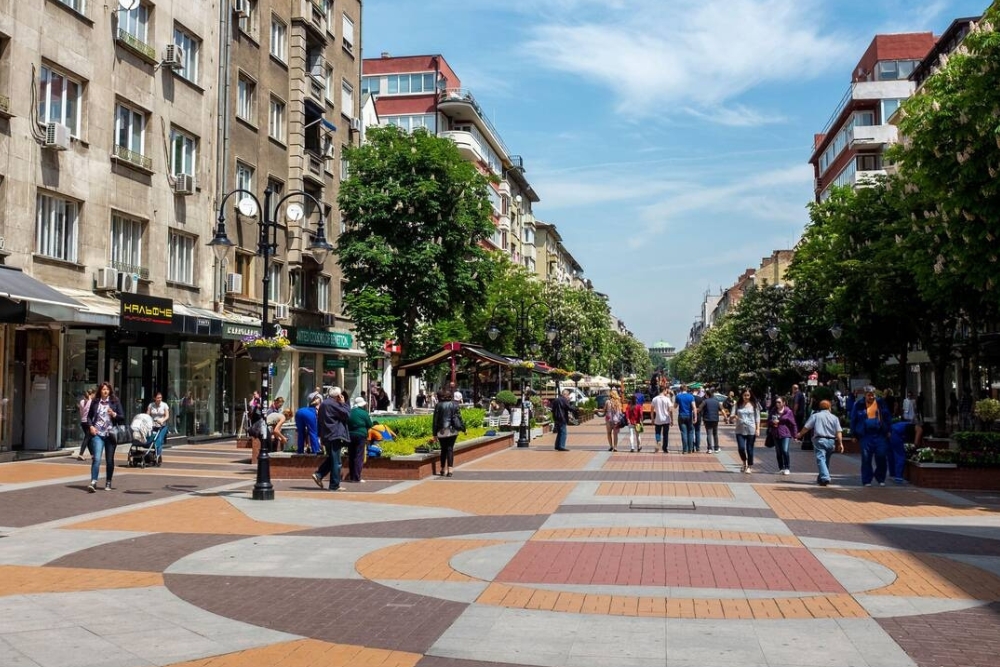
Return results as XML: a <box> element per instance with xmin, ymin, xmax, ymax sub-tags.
<box><xmin>357</xmin><ymin>539</ymin><xmax>505</xmax><ymax>582</ymax></box>
<box><xmin>595</xmin><ymin>481</ymin><xmax>734</xmax><ymax>498</ymax></box>
<box><xmin>532</xmin><ymin>527</ymin><xmax>801</xmax><ymax>545</ymax></box>
<box><xmin>755</xmin><ymin>485</ymin><xmax>993</xmax><ymax>522</ymax></box>
<box><xmin>836</xmin><ymin>549</ymin><xmax>1000</xmax><ymax>600</ymax></box>
<box><xmin>163</xmin><ymin>638</ymin><xmax>422</xmax><ymax>667</ymax></box>
<box><xmin>0</xmin><ymin>564</ymin><xmax>162</xmax><ymax>595</ymax></box>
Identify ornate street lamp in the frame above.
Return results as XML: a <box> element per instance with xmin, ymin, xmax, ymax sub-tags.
<box><xmin>208</xmin><ymin>186</ymin><xmax>332</xmax><ymax>501</ymax></box>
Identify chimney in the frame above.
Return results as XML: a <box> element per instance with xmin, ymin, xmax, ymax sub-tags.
<box><xmin>381</xmin><ymin>51</ymin><xmax>391</xmax><ymax>58</ymax></box>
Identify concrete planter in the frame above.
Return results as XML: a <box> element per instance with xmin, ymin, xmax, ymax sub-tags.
<box><xmin>904</xmin><ymin>460</ymin><xmax>1000</xmax><ymax>490</ymax></box>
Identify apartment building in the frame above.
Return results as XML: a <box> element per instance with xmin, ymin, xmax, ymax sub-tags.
<box><xmin>0</xmin><ymin>0</ymin><xmax>362</xmax><ymax>453</ymax></box>
<box><xmin>361</xmin><ymin>53</ymin><xmax>540</xmax><ymax>270</ymax></box>
<box><xmin>809</xmin><ymin>33</ymin><xmax>935</xmax><ymax>201</ymax></box>
<box><xmin>534</xmin><ymin>220</ymin><xmax>584</xmax><ymax>287</ymax></box>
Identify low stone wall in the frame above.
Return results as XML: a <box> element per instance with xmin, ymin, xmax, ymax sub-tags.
<box><xmin>248</xmin><ymin>432</ymin><xmax>514</xmax><ymax>480</ymax></box>
<box><xmin>904</xmin><ymin>461</ymin><xmax>1000</xmax><ymax>490</ymax></box>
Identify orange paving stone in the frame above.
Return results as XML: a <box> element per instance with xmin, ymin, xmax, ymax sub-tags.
<box><xmin>836</xmin><ymin>549</ymin><xmax>1000</xmax><ymax>600</ymax></box>
<box><xmin>287</xmin><ymin>481</ymin><xmax>574</xmax><ymax>516</ymax></box>
<box><xmin>0</xmin><ymin>564</ymin><xmax>162</xmax><ymax>596</ymax></box>
<box><xmin>0</xmin><ymin>461</ymin><xmax>90</xmax><ymax>483</ymax></box>
<box><xmin>64</xmin><ymin>496</ymin><xmax>306</xmax><ymax>535</ymax></box>
<box><xmin>595</xmin><ymin>482</ymin><xmax>734</xmax><ymax>498</ymax></box>
<box><xmin>603</xmin><ymin>457</ymin><xmax>726</xmax><ymax>472</ymax></box>
<box><xmin>532</xmin><ymin>527</ymin><xmax>800</xmax><ymax>545</ymax></box>
<box><xmin>356</xmin><ymin>539</ymin><xmax>505</xmax><ymax>581</ymax></box>
<box><xmin>165</xmin><ymin>639</ymin><xmax>421</xmax><ymax>667</ymax></box>
<box><xmin>754</xmin><ymin>485</ymin><xmax>993</xmax><ymax>522</ymax></box>
<box><xmin>475</xmin><ymin>583</ymin><xmax>868</xmax><ymax>619</ymax></box>
<box><xmin>463</xmin><ymin>449</ymin><xmax>596</xmax><ymax>470</ymax></box>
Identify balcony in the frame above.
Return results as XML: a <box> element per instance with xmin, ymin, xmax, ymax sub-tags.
<box><xmin>820</xmin><ymin>80</ymin><xmax>915</xmax><ymax>136</ymax></box>
<box><xmin>438</xmin><ymin>88</ymin><xmax>510</xmax><ymax>157</ymax></box>
<box><xmin>292</xmin><ymin>0</ymin><xmax>328</xmax><ymax>37</ymax></box>
<box><xmin>110</xmin><ymin>260</ymin><xmax>150</xmax><ymax>280</ymax></box>
<box><xmin>498</xmin><ymin>215</ymin><xmax>511</xmax><ymax>231</ymax></box>
<box><xmin>522</xmin><ymin>244</ymin><xmax>537</xmax><ymax>261</ymax></box>
<box><xmin>855</xmin><ymin>169</ymin><xmax>888</xmax><ymax>187</ymax></box>
<box><xmin>439</xmin><ymin>130</ymin><xmax>485</xmax><ymax>165</ymax></box>
<box><xmin>111</xmin><ymin>144</ymin><xmax>152</xmax><ymax>171</ymax></box>
<box><xmin>850</xmin><ymin>124</ymin><xmax>897</xmax><ymax>148</ymax></box>
<box><xmin>115</xmin><ymin>28</ymin><xmax>157</xmax><ymax>63</ymax></box>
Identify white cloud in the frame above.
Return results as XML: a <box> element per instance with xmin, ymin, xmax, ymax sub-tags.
<box><xmin>523</xmin><ymin>0</ymin><xmax>854</xmax><ymax>123</ymax></box>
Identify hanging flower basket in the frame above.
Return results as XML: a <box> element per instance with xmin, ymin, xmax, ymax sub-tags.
<box><xmin>247</xmin><ymin>347</ymin><xmax>282</xmax><ymax>363</ymax></box>
<box><xmin>242</xmin><ymin>334</ymin><xmax>289</xmax><ymax>364</ymax></box>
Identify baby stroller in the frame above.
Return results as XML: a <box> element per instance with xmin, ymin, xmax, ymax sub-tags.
<box><xmin>126</xmin><ymin>413</ymin><xmax>161</xmax><ymax>468</ymax></box>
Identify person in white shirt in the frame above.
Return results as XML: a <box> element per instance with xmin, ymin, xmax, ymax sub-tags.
<box><xmin>901</xmin><ymin>391</ymin><xmax>916</xmax><ymax>423</ymax></box>
<box><xmin>651</xmin><ymin>388</ymin><xmax>674</xmax><ymax>453</ymax></box>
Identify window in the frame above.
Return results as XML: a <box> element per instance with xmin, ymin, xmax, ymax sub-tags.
<box><xmin>170</xmin><ymin>128</ymin><xmax>197</xmax><ymax>176</ymax></box>
<box><xmin>38</xmin><ymin>65</ymin><xmax>82</xmax><ymax>136</ymax></box>
<box><xmin>267</xmin><ymin>177</ymin><xmax>284</xmax><ymax>196</ymax></box>
<box><xmin>173</xmin><ymin>26</ymin><xmax>200</xmax><ymax>82</ymax></box>
<box><xmin>853</xmin><ymin>111</ymin><xmax>875</xmax><ymax>127</ymax></box>
<box><xmin>317</xmin><ymin>276</ymin><xmax>330</xmax><ymax>313</ymax></box>
<box><xmin>386</xmin><ymin>73</ymin><xmax>437</xmax><ymax>95</ymax></box>
<box><xmin>237</xmin><ymin>74</ymin><xmax>256</xmax><ymax>122</ymax></box>
<box><xmin>325</xmin><ymin>65</ymin><xmax>335</xmax><ymax>103</ymax></box>
<box><xmin>340</xmin><ymin>148</ymin><xmax>349</xmax><ymax>181</ymax></box>
<box><xmin>361</xmin><ymin>76</ymin><xmax>380</xmax><ymax>96</ymax></box>
<box><xmin>235</xmin><ymin>161</ymin><xmax>254</xmax><ymax>195</ymax></box>
<box><xmin>385</xmin><ymin>114</ymin><xmax>436</xmax><ymax>133</ymax></box>
<box><xmin>118</xmin><ymin>3</ymin><xmax>148</xmax><ymax>42</ymax></box>
<box><xmin>267</xmin><ymin>263</ymin><xmax>281</xmax><ymax>302</ymax></box>
<box><xmin>269</xmin><ymin>17</ymin><xmax>287</xmax><ymax>62</ymax></box>
<box><xmin>110</xmin><ymin>213</ymin><xmax>144</xmax><ymax>274</ymax></box>
<box><xmin>857</xmin><ymin>154</ymin><xmax>882</xmax><ymax>171</ymax></box>
<box><xmin>290</xmin><ymin>270</ymin><xmax>304</xmax><ymax>308</ymax></box>
<box><xmin>237</xmin><ymin>0</ymin><xmax>258</xmax><ymax>37</ymax></box>
<box><xmin>341</xmin><ymin>79</ymin><xmax>353</xmax><ymax>115</ymax></box>
<box><xmin>55</xmin><ymin>0</ymin><xmax>85</xmax><ymax>14</ymax></box>
<box><xmin>235</xmin><ymin>252</ymin><xmax>255</xmax><ymax>296</ymax></box>
<box><xmin>341</xmin><ymin>14</ymin><xmax>354</xmax><ymax>51</ymax></box>
<box><xmin>114</xmin><ymin>102</ymin><xmax>147</xmax><ymax>163</ymax></box>
<box><xmin>35</xmin><ymin>192</ymin><xmax>79</xmax><ymax>263</ymax></box>
<box><xmin>268</xmin><ymin>97</ymin><xmax>285</xmax><ymax>142</ymax></box>
<box><xmin>168</xmin><ymin>231</ymin><xmax>195</xmax><ymax>284</ymax></box>
<box><xmin>882</xmin><ymin>98</ymin><xmax>903</xmax><ymax>122</ymax></box>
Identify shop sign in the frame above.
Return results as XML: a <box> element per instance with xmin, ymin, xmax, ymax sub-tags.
<box><xmin>120</xmin><ymin>293</ymin><xmax>174</xmax><ymax>333</ymax></box>
<box><xmin>324</xmin><ymin>358</ymin><xmax>348</xmax><ymax>370</ymax></box>
<box><xmin>295</xmin><ymin>328</ymin><xmax>353</xmax><ymax>349</ymax></box>
<box><xmin>223</xmin><ymin>323</ymin><xmax>262</xmax><ymax>340</ymax></box>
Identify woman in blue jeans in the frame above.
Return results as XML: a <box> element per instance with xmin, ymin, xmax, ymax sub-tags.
<box><xmin>768</xmin><ymin>396</ymin><xmax>798</xmax><ymax>475</ymax></box>
<box><xmin>732</xmin><ymin>389</ymin><xmax>761</xmax><ymax>473</ymax></box>
<box><xmin>850</xmin><ymin>387</ymin><xmax>892</xmax><ymax>486</ymax></box>
<box><xmin>86</xmin><ymin>382</ymin><xmax>125</xmax><ymax>492</ymax></box>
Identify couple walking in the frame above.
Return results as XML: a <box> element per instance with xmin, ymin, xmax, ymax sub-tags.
<box><xmin>311</xmin><ymin>387</ymin><xmax>372</xmax><ymax>491</ymax></box>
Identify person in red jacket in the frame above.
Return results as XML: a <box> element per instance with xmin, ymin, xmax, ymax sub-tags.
<box><xmin>625</xmin><ymin>394</ymin><xmax>644</xmax><ymax>452</ymax></box>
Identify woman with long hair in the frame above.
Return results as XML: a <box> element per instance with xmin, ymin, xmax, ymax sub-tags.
<box><xmin>76</xmin><ymin>387</ymin><xmax>96</xmax><ymax>460</ymax></box>
<box><xmin>604</xmin><ymin>390</ymin><xmax>623</xmax><ymax>452</ymax></box>
<box><xmin>625</xmin><ymin>394</ymin><xmax>644</xmax><ymax>452</ymax></box>
<box><xmin>768</xmin><ymin>395</ymin><xmax>798</xmax><ymax>475</ymax></box>
<box><xmin>433</xmin><ymin>390</ymin><xmax>464</xmax><ymax>477</ymax></box>
<box><xmin>732</xmin><ymin>388</ymin><xmax>761</xmax><ymax>473</ymax></box>
<box><xmin>85</xmin><ymin>382</ymin><xmax>125</xmax><ymax>492</ymax></box>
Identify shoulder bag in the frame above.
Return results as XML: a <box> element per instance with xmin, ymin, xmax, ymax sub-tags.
<box><xmin>451</xmin><ymin>406</ymin><xmax>466</xmax><ymax>433</ymax></box>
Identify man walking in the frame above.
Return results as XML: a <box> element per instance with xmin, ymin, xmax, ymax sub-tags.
<box><xmin>551</xmin><ymin>388</ymin><xmax>577</xmax><ymax>451</ymax></box>
<box><xmin>791</xmin><ymin>384</ymin><xmax>806</xmax><ymax>431</ymax></box>
<box><xmin>692</xmin><ymin>387</ymin><xmax>705</xmax><ymax>452</ymax></box>
<box><xmin>701</xmin><ymin>389</ymin><xmax>722</xmax><ymax>453</ymax></box>
<box><xmin>797</xmin><ymin>399</ymin><xmax>843</xmax><ymax>486</ymax></box>
<box><xmin>675</xmin><ymin>385</ymin><xmax>697</xmax><ymax>454</ymax></box>
<box><xmin>312</xmin><ymin>386</ymin><xmax>350</xmax><ymax>491</ymax></box>
<box><xmin>651</xmin><ymin>387</ymin><xmax>673</xmax><ymax>453</ymax></box>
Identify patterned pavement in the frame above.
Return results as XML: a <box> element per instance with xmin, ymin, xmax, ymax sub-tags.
<box><xmin>0</xmin><ymin>423</ymin><xmax>999</xmax><ymax>666</ymax></box>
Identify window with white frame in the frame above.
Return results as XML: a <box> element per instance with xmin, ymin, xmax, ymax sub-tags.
<box><xmin>341</xmin><ymin>14</ymin><xmax>355</xmax><ymax>51</ymax></box>
<box><xmin>235</xmin><ymin>161</ymin><xmax>254</xmax><ymax>196</ymax></box>
<box><xmin>341</xmin><ymin>79</ymin><xmax>353</xmax><ymax>116</ymax></box>
<box><xmin>361</xmin><ymin>76</ymin><xmax>380</xmax><ymax>95</ymax></box>
<box><xmin>168</xmin><ymin>231</ymin><xmax>195</xmax><ymax>284</ymax></box>
<box><xmin>169</xmin><ymin>128</ymin><xmax>197</xmax><ymax>176</ymax></box>
<box><xmin>325</xmin><ymin>65</ymin><xmax>335</xmax><ymax>103</ymax></box>
<box><xmin>317</xmin><ymin>275</ymin><xmax>330</xmax><ymax>313</ymax></box>
<box><xmin>237</xmin><ymin>0</ymin><xmax>258</xmax><ymax>37</ymax></box>
<box><xmin>55</xmin><ymin>0</ymin><xmax>86</xmax><ymax>15</ymax></box>
<box><xmin>114</xmin><ymin>102</ymin><xmax>147</xmax><ymax>160</ymax></box>
<box><xmin>35</xmin><ymin>192</ymin><xmax>79</xmax><ymax>263</ymax></box>
<box><xmin>38</xmin><ymin>65</ymin><xmax>82</xmax><ymax>136</ymax></box>
<box><xmin>237</xmin><ymin>74</ymin><xmax>255</xmax><ymax>122</ymax></box>
<box><xmin>267</xmin><ymin>177</ymin><xmax>284</xmax><ymax>196</ymax></box>
<box><xmin>338</xmin><ymin>211</ymin><xmax>346</xmax><ymax>235</ymax></box>
<box><xmin>338</xmin><ymin>279</ymin><xmax>347</xmax><ymax>314</ymax></box>
<box><xmin>386</xmin><ymin>73</ymin><xmax>437</xmax><ymax>95</ymax></box>
<box><xmin>385</xmin><ymin>114</ymin><xmax>436</xmax><ymax>133</ymax></box>
<box><xmin>267</xmin><ymin>263</ymin><xmax>282</xmax><ymax>302</ymax></box>
<box><xmin>110</xmin><ymin>213</ymin><xmax>144</xmax><ymax>274</ymax></box>
<box><xmin>118</xmin><ymin>3</ymin><xmax>149</xmax><ymax>43</ymax></box>
<box><xmin>268</xmin><ymin>97</ymin><xmax>285</xmax><ymax>142</ymax></box>
<box><xmin>290</xmin><ymin>270</ymin><xmax>304</xmax><ymax>308</ymax></box>
<box><xmin>269</xmin><ymin>16</ymin><xmax>287</xmax><ymax>62</ymax></box>
<box><xmin>172</xmin><ymin>26</ymin><xmax>200</xmax><ymax>83</ymax></box>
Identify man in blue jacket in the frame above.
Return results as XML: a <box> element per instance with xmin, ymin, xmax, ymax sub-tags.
<box><xmin>675</xmin><ymin>385</ymin><xmax>697</xmax><ymax>454</ymax></box>
<box><xmin>312</xmin><ymin>387</ymin><xmax>350</xmax><ymax>491</ymax></box>
<box><xmin>850</xmin><ymin>386</ymin><xmax>893</xmax><ymax>486</ymax></box>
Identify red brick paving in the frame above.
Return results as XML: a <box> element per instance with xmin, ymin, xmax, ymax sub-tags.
<box><xmin>878</xmin><ymin>602</ymin><xmax>1000</xmax><ymax>667</ymax></box>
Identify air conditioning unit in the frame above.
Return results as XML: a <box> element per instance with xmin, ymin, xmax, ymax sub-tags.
<box><xmin>234</xmin><ymin>0</ymin><xmax>250</xmax><ymax>19</ymax></box>
<box><xmin>350</xmin><ymin>117</ymin><xmax>362</xmax><ymax>132</ymax></box>
<box><xmin>173</xmin><ymin>173</ymin><xmax>195</xmax><ymax>195</ymax></box>
<box><xmin>117</xmin><ymin>271</ymin><xmax>140</xmax><ymax>294</ymax></box>
<box><xmin>224</xmin><ymin>272</ymin><xmax>243</xmax><ymax>294</ymax></box>
<box><xmin>308</xmin><ymin>54</ymin><xmax>326</xmax><ymax>81</ymax></box>
<box><xmin>162</xmin><ymin>44</ymin><xmax>185</xmax><ymax>70</ymax></box>
<box><xmin>95</xmin><ymin>267</ymin><xmax>118</xmax><ymax>291</ymax></box>
<box><xmin>43</xmin><ymin>122</ymin><xmax>71</xmax><ymax>150</ymax></box>
<box><xmin>322</xmin><ymin>312</ymin><xmax>336</xmax><ymax>327</ymax></box>
<box><xmin>274</xmin><ymin>303</ymin><xmax>289</xmax><ymax>320</ymax></box>
<box><xmin>321</xmin><ymin>138</ymin><xmax>335</xmax><ymax>161</ymax></box>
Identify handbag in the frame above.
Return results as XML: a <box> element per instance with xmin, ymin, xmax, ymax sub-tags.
<box><xmin>635</xmin><ymin>422</ymin><xmax>644</xmax><ymax>434</ymax></box>
<box><xmin>764</xmin><ymin>430</ymin><xmax>775</xmax><ymax>448</ymax></box>
<box><xmin>108</xmin><ymin>423</ymin><xmax>131</xmax><ymax>445</ymax></box>
<box><xmin>451</xmin><ymin>408</ymin><xmax>466</xmax><ymax>433</ymax></box>
<box><xmin>616</xmin><ymin>412</ymin><xmax>628</xmax><ymax>429</ymax></box>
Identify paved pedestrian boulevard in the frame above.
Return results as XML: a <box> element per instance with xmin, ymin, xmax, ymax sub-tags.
<box><xmin>1</xmin><ymin>424</ymin><xmax>1000</xmax><ymax>666</ymax></box>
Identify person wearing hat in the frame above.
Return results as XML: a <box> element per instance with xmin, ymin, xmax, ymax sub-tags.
<box><xmin>849</xmin><ymin>386</ymin><xmax>892</xmax><ymax>486</ymax></box>
<box><xmin>347</xmin><ymin>395</ymin><xmax>374</xmax><ymax>483</ymax></box>
<box><xmin>295</xmin><ymin>394</ymin><xmax>323</xmax><ymax>454</ymax></box>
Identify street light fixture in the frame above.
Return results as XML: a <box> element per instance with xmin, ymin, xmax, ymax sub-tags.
<box><xmin>830</xmin><ymin>324</ymin><xmax>843</xmax><ymax>340</ymax></box>
<box><xmin>208</xmin><ymin>185</ymin><xmax>332</xmax><ymax>501</ymax></box>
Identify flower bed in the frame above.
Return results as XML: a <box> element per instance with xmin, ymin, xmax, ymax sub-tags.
<box><xmin>903</xmin><ymin>431</ymin><xmax>1000</xmax><ymax>490</ymax></box>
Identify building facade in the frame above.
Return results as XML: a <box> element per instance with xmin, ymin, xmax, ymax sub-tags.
<box><xmin>534</xmin><ymin>220</ymin><xmax>584</xmax><ymax>287</ymax></box>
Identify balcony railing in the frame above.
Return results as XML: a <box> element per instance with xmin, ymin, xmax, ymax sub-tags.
<box><xmin>112</xmin><ymin>144</ymin><xmax>152</xmax><ymax>171</ymax></box>
<box><xmin>439</xmin><ymin>88</ymin><xmax>510</xmax><ymax>157</ymax></box>
<box><xmin>0</xmin><ymin>94</ymin><xmax>9</xmax><ymax>115</ymax></box>
<box><xmin>110</xmin><ymin>260</ymin><xmax>150</xmax><ymax>280</ymax></box>
<box><xmin>116</xmin><ymin>28</ymin><xmax>156</xmax><ymax>62</ymax></box>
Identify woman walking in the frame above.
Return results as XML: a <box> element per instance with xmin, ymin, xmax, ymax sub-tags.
<box><xmin>85</xmin><ymin>382</ymin><xmax>125</xmax><ymax>492</ymax></box>
<box><xmin>625</xmin><ymin>394</ymin><xmax>644</xmax><ymax>452</ymax></box>
<box><xmin>732</xmin><ymin>389</ymin><xmax>761</xmax><ymax>473</ymax></box>
<box><xmin>604</xmin><ymin>390</ymin><xmax>623</xmax><ymax>452</ymax></box>
<box><xmin>768</xmin><ymin>396</ymin><xmax>798</xmax><ymax>475</ymax></box>
<box><xmin>76</xmin><ymin>387</ymin><xmax>96</xmax><ymax>460</ymax></box>
<box><xmin>347</xmin><ymin>396</ymin><xmax>373</xmax><ymax>482</ymax></box>
<box><xmin>433</xmin><ymin>390</ymin><xmax>464</xmax><ymax>477</ymax></box>
<box><xmin>146</xmin><ymin>391</ymin><xmax>170</xmax><ymax>463</ymax></box>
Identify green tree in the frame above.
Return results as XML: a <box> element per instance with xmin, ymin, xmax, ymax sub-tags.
<box><xmin>337</xmin><ymin>126</ymin><xmax>497</xmax><ymax>362</ymax></box>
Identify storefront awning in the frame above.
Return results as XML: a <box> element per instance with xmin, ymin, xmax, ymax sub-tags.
<box><xmin>0</xmin><ymin>266</ymin><xmax>82</xmax><ymax>308</ymax></box>
<box><xmin>23</xmin><ymin>285</ymin><xmax>118</xmax><ymax>327</ymax></box>
<box><xmin>395</xmin><ymin>342</ymin><xmax>521</xmax><ymax>376</ymax></box>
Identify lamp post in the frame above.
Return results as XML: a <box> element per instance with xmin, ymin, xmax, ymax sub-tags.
<box><xmin>208</xmin><ymin>186</ymin><xmax>333</xmax><ymax>501</ymax></box>
<box><xmin>487</xmin><ymin>299</ymin><xmax>557</xmax><ymax>447</ymax></box>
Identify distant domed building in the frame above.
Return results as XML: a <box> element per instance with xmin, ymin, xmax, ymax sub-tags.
<box><xmin>649</xmin><ymin>340</ymin><xmax>676</xmax><ymax>359</ymax></box>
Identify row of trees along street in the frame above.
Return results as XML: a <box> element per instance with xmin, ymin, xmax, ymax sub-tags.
<box><xmin>336</xmin><ymin>124</ymin><xmax>650</xmax><ymax>397</ymax></box>
<box><xmin>671</xmin><ymin>8</ymin><xmax>1000</xmax><ymax>433</ymax></box>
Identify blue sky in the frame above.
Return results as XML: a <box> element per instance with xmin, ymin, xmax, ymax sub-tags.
<box><xmin>363</xmin><ymin>0</ymin><xmax>987</xmax><ymax>351</ymax></box>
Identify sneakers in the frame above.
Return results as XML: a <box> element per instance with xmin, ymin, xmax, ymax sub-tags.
<box><xmin>781</xmin><ymin>469</ymin><xmax>791</xmax><ymax>476</ymax></box>
<box><xmin>714</xmin><ymin>448</ymin><xmax>720</xmax><ymax>453</ymax></box>
<box><xmin>105</xmin><ymin>482</ymin><xmax>113</xmax><ymax>491</ymax></box>
<box><xmin>311</xmin><ymin>472</ymin><xmax>323</xmax><ymax>489</ymax></box>
<box><xmin>878</xmin><ymin>482</ymin><xmax>886</xmax><ymax>487</ymax></box>
<box><xmin>818</xmin><ymin>479</ymin><xmax>830</xmax><ymax>486</ymax></box>
<box><xmin>746</xmin><ymin>466</ymin><xmax>753</xmax><ymax>474</ymax></box>
<box><xmin>863</xmin><ymin>483</ymin><xmax>872</xmax><ymax>487</ymax></box>
<box><xmin>87</xmin><ymin>480</ymin><xmax>97</xmax><ymax>493</ymax></box>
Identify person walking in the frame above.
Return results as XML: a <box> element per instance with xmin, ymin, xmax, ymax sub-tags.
<box><xmin>625</xmin><ymin>394</ymin><xmax>643</xmax><ymax>452</ymax></box>
<box><xmin>295</xmin><ymin>394</ymin><xmax>322</xmax><ymax>454</ymax></box>
<box><xmin>796</xmin><ymin>399</ymin><xmax>843</xmax><ymax>486</ymax></box>
<box><xmin>651</xmin><ymin>387</ymin><xmax>673</xmax><ymax>453</ymax></box>
<box><xmin>85</xmin><ymin>382</ymin><xmax>125</xmax><ymax>492</ymax></box>
<box><xmin>901</xmin><ymin>391</ymin><xmax>916</xmax><ymax>424</ymax></box>
<box><xmin>604</xmin><ymin>390</ymin><xmax>623</xmax><ymax>452</ymax></box>
<box><xmin>691</xmin><ymin>388</ymin><xmax>705</xmax><ymax>453</ymax></box>
<box><xmin>346</xmin><ymin>396</ymin><xmax>373</xmax><ymax>482</ymax></box>
<box><xmin>701</xmin><ymin>389</ymin><xmax>722</xmax><ymax>453</ymax></box>
<box><xmin>790</xmin><ymin>384</ymin><xmax>807</xmax><ymax>431</ymax></box>
<box><xmin>146</xmin><ymin>391</ymin><xmax>170</xmax><ymax>463</ymax></box>
<box><xmin>768</xmin><ymin>396</ymin><xmax>798</xmax><ymax>475</ymax></box>
<box><xmin>732</xmin><ymin>389</ymin><xmax>761</xmax><ymax>473</ymax></box>
<box><xmin>850</xmin><ymin>386</ymin><xmax>892</xmax><ymax>486</ymax></box>
<box><xmin>433</xmin><ymin>390</ymin><xmax>465</xmax><ymax>476</ymax></box>
<box><xmin>675</xmin><ymin>385</ymin><xmax>697</xmax><ymax>454</ymax></box>
<box><xmin>76</xmin><ymin>387</ymin><xmax>96</xmax><ymax>460</ymax></box>
<box><xmin>312</xmin><ymin>387</ymin><xmax>350</xmax><ymax>491</ymax></box>
<box><xmin>551</xmin><ymin>388</ymin><xmax>576</xmax><ymax>451</ymax></box>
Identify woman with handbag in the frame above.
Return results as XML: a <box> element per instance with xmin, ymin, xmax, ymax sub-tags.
<box><xmin>625</xmin><ymin>394</ymin><xmax>644</xmax><ymax>452</ymax></box>
<box><xmin>433</xmin><ymin>390</ymin><xmax>465</xmax><ymax>477</ymax></box>
<box><xmin>86</xmin><ymin>381</ymin><xmax>126</xmax><ymax>492</ymax></box>
<box><xmin>604</xmin><ymin>390</ymin><xmax>623</xmax><ymax>452</ymax></box>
